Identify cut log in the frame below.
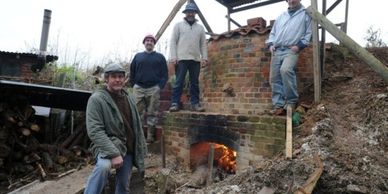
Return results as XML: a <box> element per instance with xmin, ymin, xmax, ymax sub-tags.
<box><xmin>36</xmin><ymin>162</ymin><xmax>47</xmax><ymax>180</ymax></box>
<box><xmin>20</xmin><ymin>128</ymin><xmax>31</xmax><ymax>136</ymax></box>
<box><xmin>69</xmin><ymin>131</ymin><xmax>86</xmax><ymax>148</ymax></box>
<box><xmin>60</xmin><ymin>122</ymin><xmax>85</xmax><ymax>149</ymax></box>
<box><xmin>295</xmin><ymin>155</ymin><xmax>323</xmax><ymax>194</ymax></box>
<box><xmin>42</xmin><ymin>152</ymin><xmax>54</xmax><ymax>170</ymax></box>
<box><xmin>30</xmin><ymin>124</ymin><xmax>40</xmax><ymax>132</ymax></box>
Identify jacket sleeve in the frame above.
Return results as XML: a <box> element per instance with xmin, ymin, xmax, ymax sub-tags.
<box><xmin>266</xmin><ymin>17</ymin><xmax>278</xmax><ymax>46</ymax></box>
<box><xmin>86</xmin><ymin>95</ymin><xmax>120</xmax><ymax>158</ymax></box>
<box><xmin>159</xmin><ymin>54</ymin><xmax>169</xmax><ymax>89</ymax></box>
<box><xmin>200</xmin><ymin>26</ymin><xmax>208</xmax><ymax>60</ymax></box>
<box><xmin>169</xmin><ymin>23</ymin><xmax>179</xmax><ymax>60</ymax></box>
<box><xmin>300</xmin><ymin>12</ymin><xmax>313</xmax><ymax>46</ymax></box>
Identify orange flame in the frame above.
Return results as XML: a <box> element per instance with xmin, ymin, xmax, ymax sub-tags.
<box><xmin>214</xmin><ymin>144</ymin><xmax>236</xmax><ymax>174</ymax></box>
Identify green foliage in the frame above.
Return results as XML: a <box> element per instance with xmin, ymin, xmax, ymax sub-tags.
<box><xmin>51</xmin><ymin>62</ymin><xmax>96</xmax><ymax>91</ymax></box>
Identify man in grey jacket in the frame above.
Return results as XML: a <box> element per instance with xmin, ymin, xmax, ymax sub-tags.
<box><xmin>84</xmin><ymin>63</ymin><xmax>147</xmax><ymax>194</ymax></box>
<box><xmin>169</xmin><ymin>2</ymin><xmax>208</xmax><ymax>112</ymax></box>
<box><xmin>266</xmin><ymin>0</ymin><xmax>312</xmax><ymax>115</ymax></box>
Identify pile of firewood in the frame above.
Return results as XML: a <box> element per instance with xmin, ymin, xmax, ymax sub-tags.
<box><xmin>0</xmin><ymin>95</ymin><xmax>90</xmax><ymax>191</ymax></box>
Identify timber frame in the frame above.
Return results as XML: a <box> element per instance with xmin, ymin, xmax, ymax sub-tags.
<box><xmin>154</xmin><ymin>0</ymin><xmax>388</xmax><ymax>102</ymax></box>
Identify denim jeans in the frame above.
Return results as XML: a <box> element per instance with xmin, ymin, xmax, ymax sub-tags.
<box><xmin>270</xmin><ymin>48</ymin><xmax>299</xmax><ymax>108</ymax></box>
<box><xmin>171</xmin><ymin>60</ymin><xmax>201</xmax><ymax>106</ymax></box>
<box><xmin>84</xmin><ymin>154</ymin><xmax>133</xmax><ymax>194</ymax></box>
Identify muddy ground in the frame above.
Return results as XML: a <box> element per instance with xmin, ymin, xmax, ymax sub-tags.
<box><xmin>142</xmin><ymin>45</ymin><xmax>388</xmax><ymax>194</ymax></box>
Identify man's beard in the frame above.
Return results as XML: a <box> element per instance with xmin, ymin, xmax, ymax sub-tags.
<box><xmin>186</xmin><ymin>16</ymin><xmax>195</xmax><ymax>22</ymax></box>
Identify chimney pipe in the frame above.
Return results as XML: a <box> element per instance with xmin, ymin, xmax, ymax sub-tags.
<box><xmin>39</xmin><ymin>9</ymin><xmax>51</xmax><ymax>55</ymax></box>
<box><xmin>33</xmin><ymin>9</ymin><xmax>51</xmax><ymax>72</ymax></box>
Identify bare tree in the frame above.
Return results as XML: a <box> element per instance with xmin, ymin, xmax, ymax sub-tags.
<box><xmin>365</xmin><ymin>26</ymin><xmax>387</xmax><ymax>48</ymax></box>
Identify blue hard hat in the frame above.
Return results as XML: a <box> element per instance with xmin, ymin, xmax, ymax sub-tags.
<box><xmin>182</xmin><ymin>2</ymin><xmax>198</xmax><ymax>13</ymax></box>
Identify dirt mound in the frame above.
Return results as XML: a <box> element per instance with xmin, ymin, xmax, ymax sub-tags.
<box><xmin>144</xmin><ymin>45</ymin><xmax>387</xmax><ymax>194</ymax></box>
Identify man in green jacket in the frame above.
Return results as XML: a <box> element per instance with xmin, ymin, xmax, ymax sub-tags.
<box><xmin>84</xmin><ymin>63</ymin><xmax>147</xmax><ymax>194</ymax></box>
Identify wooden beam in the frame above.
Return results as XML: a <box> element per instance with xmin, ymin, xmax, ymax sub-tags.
<box><xmin>326</xmin><ymin>0</ymin><xmax>342</xmax><ymax>15</ymax></box>
<box><xmin>192</xmin><ymin>0</ymin><xmax>213</xmax><ymax>33</ymax></box>
<box><xmin>161</xmin><ymin>129</ymin><xmax>166</xmax><ymax>168</ymax></box>
<box><xmin>311</xmin><ymin>0</ymin><xmax>321</xmax><ymax>103</ymax></box>
<box><xmin>306</xmin><ymin>6</ymin><xmax>388</xmax><ymax>82</ymax></box>
<box><xmin>227</xmin><ymin>8</ymin><xmax>231</xmax><ymax>32</ymax></box>
<box><xmin>343</xmin><ymin>0</ymin><xmax>349</xmax><ymax>33</ymax></box>
<box><xmin>285</xmin><ymin>105</ymin><xmax>292</xmax><ymax>159</ymax></box>
<box><xmin>230</xmin><ymin>0</ymin><xmax>284</xmax><ymax>13</ymax></box>
<box><xmin>155</xmin><ymin>0</ymin><xmax>188</xmax><ymax>42</ymax></box>
<box><xmin>225</xmin><ymin>15</ymin><xmax>242</xmax><ymax>28</ymax></box>
<box><xmin>320</xmin><ymin>0</ymin><xmax>327</xmax><ymax>77</ymax></box>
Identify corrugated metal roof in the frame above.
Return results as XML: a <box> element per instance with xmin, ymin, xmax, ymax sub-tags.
<box><xmin>216</xmin><ymin>0</ymin><xmax>259</xmax><ymax>8</ymax></box>
<box><xmin>0</xmin><ymin>51</ymin><xmax>58</xmax><ymax>62</ymax></box>
<box><xmin>216</xmin><ymin>0</ymin><xmax>282</xmax><ymax>8</ymax></box>
<box><xmin>0</xmin><ymin>80</ymin><xmax>91</xmax><ymax>111</ymax></box>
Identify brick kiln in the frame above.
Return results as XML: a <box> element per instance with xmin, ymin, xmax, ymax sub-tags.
<box><xmin>160</xmin><ymin>17</ymin><xmax>314</xmax><ymax>173</ymax></box>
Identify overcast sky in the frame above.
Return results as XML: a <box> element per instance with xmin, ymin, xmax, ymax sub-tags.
<box><xmin>0</xmin><ymin>0</ymin><xmax>387</xmax><ymax>68</ymax></box>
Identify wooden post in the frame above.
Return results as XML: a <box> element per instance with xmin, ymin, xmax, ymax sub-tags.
<box><xmin>206</xmin><ymin>143</ymin><xmax>215</xmax><ymax>186</ymax></box>
<box><xmin>285</xmin><ymin>106</ymin><xmax>292</xmax><ymax>159</ymax></box>
<box><xmin>155</xmin><ymin>0</ymin><xmax>188</xmax><ymax>42</ymax></box>
<box><xmin>343</xmin><ymin>0</ymin><xmax>349</xmax><ymax>33</ymax></box>
<box><xmin>192</xmin><ymin>0</ymin><xmax>213</xmax><ymax>33</ymax></box>
<box><xmin>227</xmin><ymin>8</ymin><xmax>231</xmax><ymax>32</ymax></box>
<box><xmin>306</xmin><ymin>6</ymin><xmax>388</xmax><ymax>83</ymax></box>
<box><xmin>224</xmin><ymin>15</ymin><xmax>242</xmax><ymax>28</ymax></box>
<box><xmin>161</xmin><ymin>129</ymin><xmax>166</xmax><ymax>168</ymax></box>
<box><xmin>320</xmin><ymin>0</ymin><xmax>327</xmax><ymax>77</ymax></box>
<box><xmin>311</xmin><ymin>0</ymin><xmax>321</xmax><ymax>103</ymax></box>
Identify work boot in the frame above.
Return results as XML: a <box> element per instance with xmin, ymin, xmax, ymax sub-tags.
<box><xmin>146</xmin><ymin>126</ymin><xmax>156</xmax><ymax>143</ymax></box>
<box><xmin>169</xmin><ymin>104</ymin><xmax>179</xmax><ymax>112</ymax></box>
<box><xmin>191</xmin><ymin>104</ymin><xmax>205</xmax><ymax>112</ymax></box>
<box><xmin>270</xmin><ymin>107</ymin><xmax>285</xmax><ymax>116</ymax></box>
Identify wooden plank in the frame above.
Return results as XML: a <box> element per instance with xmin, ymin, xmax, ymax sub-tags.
<box><xmin>295</xmin><ymin>155</ymin><xmax>324</xmax><ymax>194</ymax></box>
<box><xmin>161</xmin><ymin>129</ymin><xmax>166</xmax><ymax>168</ymax></box>
<box><xmin>155</xmin><ymin>0</ymin><xmax>188</xmax><ymax>42</ymax></box>
<box><xmin>311</xmin><ymin>0</ymin><xmax>321</xmax><ymax>103</ymax></box>
<box><xmin>306</xmin><ymin>6</ymin><xmax>388</xmax><ymax>83</ymax></box>
<box><xmin>206</xmin><ymin>143</ymin><xmax>214</xmax><ymax>186</ymax></box>
<box><xmin>286</xmin><ymin>105</ymin><xmax>292</xmax><ymax>159</ymax></box>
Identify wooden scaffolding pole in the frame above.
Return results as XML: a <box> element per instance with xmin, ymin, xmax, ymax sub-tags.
<box><xmin>306</xmin><ymin>6</ymin><xmax>388</xmax><ymax>83</ymax></box>
<box><xmin>311</xmin><ymin>0</ymin><xmax>321</xmax><ymax>102</ymax></box>
<box><xmin>192</xmin><ymin>0</ymin><xmax>213</xmax><ymax>33</ymax></box>
<box><xmin>155</xmin><ymin>0</ymin><xmax>188</xmax><ymax>42</ymax></box>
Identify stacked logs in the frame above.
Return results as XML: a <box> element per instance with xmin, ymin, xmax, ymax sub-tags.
<box><xmin>0</xmin><ymin>96</ymin><xmax>90</xmax><ymax>191</ymax></box>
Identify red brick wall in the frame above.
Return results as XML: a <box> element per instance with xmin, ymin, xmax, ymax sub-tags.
<box><xmin>200</xmin><ymin>33</ymin><xmax>314</xmax><ymax>115</ymax></box>
<box><xmin>161</xmin><ymin>112</ymin><xmax>286</xmax><ymax>172</ymax></box>
<box><xmin>20</xmin><ymin>62</ymin><xmax>33</xmax><ymax>79</ymax></box>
